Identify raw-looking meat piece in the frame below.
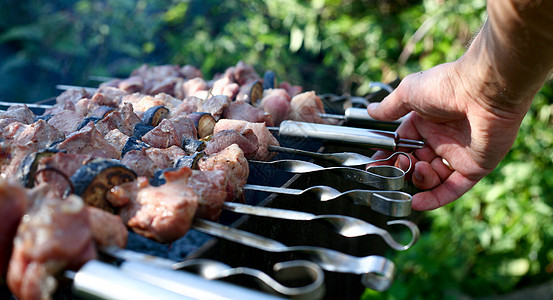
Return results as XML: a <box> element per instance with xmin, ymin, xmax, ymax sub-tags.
<box><xmin>121</xmin><ymin>92</ymin><xmax>182</xmax><ymax>114</ymax></box>
<box><xmin>233</xmin><ymin>61</ymin><xmax>261</xmax><ymax>86</ymax></box>
<box><xmin>34</xmin><ymin>152</ymin><xmax>91</xmax><ymax>197</ymax></box>
<box><xmin>213</xmin><ymin>119</ymin><xmax>279</xmax><ymax>161</ymax></box>
<box><xmin>0</xmin><ymin>142</ymin><xmax>36</xmax><ymax>179</ymax></box>
<box><xmin>0</xmin><ymin>180</ymin><xmax>28</xmax><ymax>279</ymax></box>
<box><xmin>187</xmin><ymin>169</ymin><xmax>228</xmax><ymax>221</ymax></box>
<box><xmin>86</xmin><ymin>206</ymin><xmax>128</xmax><ymax>249</ymax></box>
<box><xmin>118</xmin><ymin>76</ymin><xmax>144</xmax><ymax>94</ymax></box>
<box><xmin>222</xmin><ymin>100</ymin><xmax>273</xmax><ymax>126</ymax></box>
<box><xmin>94</xmin><ymin>103</ymin><xmax>142</xmax><ymax>137</ymax></box>
<box><xmin>196</xmin><ymin>95</ymin><xmax>231</xmax><ymax>121</ymax></box>
<box><xmin>288</xmin><ymin>91</ymin><xmax>338</xmax><ymax>124</ymax></box>
<box><xmin>2</xmin><ymin>120</ymin><xmax>64</xmax><ymax>151</ymax></box>
<box><xmin>142</xmin><ymin>116</ymin><xmax>197</xmax><ymax>148</ymax></box>
<box><xmin>120</xmin><ymin>149</ymin><xmax>157</xmax><ymax>178</ymax></box>
<box><xmin>179</xmin><ymin>65</ymin><xmax>203</xmax><ymax>80</ymax></box>
<box><xmin>261</xmin><ymin>88</ymin><xmax>291</xmax><ymax>126</ymax></box>
<box><xmin>116</xmin><ymin>171</ymin><xmax>199</xmax><ymax>244</ymax></box>
<box><xmin>198</xmin><ymin>144</ymin><xmax>249</xmax><ymax>201</ymax></box>
<box><xmin>47</xmin><ymin>110</ymin><xmax>85</xmax><ymax>136</ymax></box>
<box><xmin>56</xmin><ymin>122</ymin><xmax>120</xmax><ymax>159</ymax></box>
<box><xmin>0</xmin><ymin>105</ymin><xmax>35</xmax><ymax>128</ymax></box>
<box><xmin>204</xmin><ymin>129</ymin><xmax>259</xmax><ymax>159</ymax></box>
<box><xmin>7</xmin><ymin>191</ymin><xmax>96</xmax><ymax>300</ymax></box>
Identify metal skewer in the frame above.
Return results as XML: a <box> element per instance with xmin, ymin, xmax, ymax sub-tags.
<box><xmin>319</xmin><ymin>107</ymin><xmax>405</xmax><ymax>129</ymax></box>
<box><xmin>101</xmin><ymin>246</ymin><xmax>325</xmax><ymax>299</ymax></box>
<box><xmin>222</xmin><ymin>202</ymin><xmax>419</xmax><ymax>251</ymax></box>
<box><xmin>192</xmin><ymin>219</ymin><xmax>396</xmax><ymax>291</ymax></box>
<box><xmin>269</xmin><ymin>146</ymin><xmax>411</xmax><ymax>170</ymax></box>
<box><xmin>0</xmin><ymin>101</ymin><xmax>54</xmax><ymax>110</ymax></box>
<box><xmin>269</xmin><ymin>121</ymin><xmax>424</xmax><ymax>151</ymax></box>
<box><xmin>250</xmin><ymin>159</ymin><xmax>406</xmax><ymax>190</ymax></box>
<box><xmin>243</xmin><ymin>184</ymin><xmax>412</xmax><ymax>217</ymax></box>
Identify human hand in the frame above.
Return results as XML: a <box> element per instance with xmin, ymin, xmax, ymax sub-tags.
<box><xmin>367</xmin><ymin>62</ymin><xmax>529</xmax><ymax>210</ymax></box>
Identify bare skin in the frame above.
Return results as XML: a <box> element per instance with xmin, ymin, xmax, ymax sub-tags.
<box><xmin>367</xmin><ymin>0</ymin><xmax>553</xmax><ymax>211</ymax></box>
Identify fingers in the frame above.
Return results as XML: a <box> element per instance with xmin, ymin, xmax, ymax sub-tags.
<box><xmin>367</xmin><ymin>84</ymin><xmax>412</xmax><ymax>121</ymax></box>
<box><xmin>411</xmin><ymin>172</ymin><xmax>478</xmax><ymax>210</ymax></box>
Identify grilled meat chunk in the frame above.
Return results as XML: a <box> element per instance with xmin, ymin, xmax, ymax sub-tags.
<box><xmin>0</xmin><ymin>180</ymin><xmax>28</xmax><ymax>279</ymax></box>
<box><xmin>222</xmin><ymin>100</ymin><xmax>273</xmax><ymax>126</ymax></box>
<box><xmin>260</xmin><ymin>88</ymin><xmax>291</xmax><ymax>126</ymax></box>
<box><xmin>0</xmin><ymin>105</ymin><xmax>35</xmax><ymax>128</ymax></box>
<box><xmin>142</xmin><ymin>115</ymin><xmax>197</xmax><ymax>148</ymax></box>
<box><xmin>47</xmin><ymin>110</ymin><xmax>85</xmax><ymax>136</ymax></box>
<box><xmin>1</xmin><ymin>120</ymin><xmax>64</xmax><ymax>151</ymax></box>
<box><xmin>198</xmin><ymin>144</ymin><xmax>249</xmax><ymax>201</ymax></box>
<box><xmin>289</xmin><ymin>91</ymin><xmax>337</xmax><ymax>124</ymax></box>
<box><xmin>94</xmin><ymin>103</ymin><xmax>142</xmax><ymax>137</ymax></box>
<box><xmin>115</xmin><ymin>173</ymin><xmax>199</xmax><ymax>244</ymax></box>
<box><xmin>213</xmin><ymin>119</ymin><xmax>279</xmax><ymax>161</ymax></box>
<box><xmin>204</xmin><ymin>129</ymin><xmax>258</xmax><ymax>159</ymax></box>
<box><xmin>7</xmin><ymin>191</ymin><xmax>96</xmax><ymax>300</ymax></box>
<box><xmin>56</xmin><ymin>122</ymin><xmax>120</xmax><ymax>159</ymax></box>
<box><xmin>86</xmin><ymin>206</ymin><xmax>128</xmax><ymax>249</ymax></box>
<box><xmin>34</xmin><ymin>152</ymin><xmax>91</xmax><ymax>197</ymax></box>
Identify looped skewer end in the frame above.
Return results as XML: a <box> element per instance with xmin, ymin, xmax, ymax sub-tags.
<box><xmin>381</xmin><ymin>219</ymin><xmax>420</xmax><ymax>251</ymax></box>
<box><xmin>366</xmin><ymin>151</ymin><xmax>413</xmax><ymax>174</ymax></box>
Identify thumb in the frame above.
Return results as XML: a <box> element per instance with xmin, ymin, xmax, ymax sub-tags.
<box><xmin>367</xmin><ymin>88</ymin><xmax>411</xmax><ymax>121</ymax></box>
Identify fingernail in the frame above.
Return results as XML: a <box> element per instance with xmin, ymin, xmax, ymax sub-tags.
<box><xmin>414</xmin><ymin>169</ymin><xmax>423</xmax><ymax>182</ymax></box>
<box><xmin>367</xmin><ymin>102</ymin><xmax>379</xmax><ymax>111</ymax></box>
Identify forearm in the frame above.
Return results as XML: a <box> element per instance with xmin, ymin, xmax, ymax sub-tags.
<box><xmin>457</xmin><ymin>0</ymin><xmax>553</xmax><ymax>113</ymax></box>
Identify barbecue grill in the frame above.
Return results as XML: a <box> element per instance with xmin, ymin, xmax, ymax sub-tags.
<box><xmin>0</xmin><ymin>78</ymin><xmax>420</xmax><ymax>300</ymax></box>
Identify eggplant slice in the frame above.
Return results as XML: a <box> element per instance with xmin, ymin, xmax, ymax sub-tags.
<box><xmin>121</xmin><ymin>137</ymin><xmax>151</xmax><ymax>157</ymax></box>
<box><xmin>174</xmin><ymin>151</ymin><xmax>206</xmax><ymax>170</ymax></box>
<box><xmin>186</xmin><ymin>112</ymin><xmax>216</xmax><ymax>139</ymax></box>
<box><xmin>69</xmin><ymin>158</ymin><xmax>137</xmax><ymax>213</ymax></box>
<box><xmin>16</xmin><ymin>149</ymin><xmax>60</xmax><ymax>188</ymax></box>
<box><xmin>142</xmin><ymin>105</ymin><xmax>169</xmax><ymax>127</ymax></box>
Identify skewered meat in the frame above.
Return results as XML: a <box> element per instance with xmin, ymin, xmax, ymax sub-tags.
<box><xmin>222</xmin><ymin>100</ymin><xmax>274</xmax><ymax>126</ymax></box>
<box><xmin>213</xmin><ymin>119</ymin><xmax>279</xmax><ymax>161</ymax></box>
<box><xmin>260</xmin><ymin>88</ymin><xmax>291</xmax><ymax>126</ymax></box>
<box><xmin>120</xmin><ymin>148</ymin><xmax>157</xmax><ymax>178</ymax></box>
<box><xmin>52</xmin><ymin>89</ymin><xmax>90</xmax><ymax>109</ymax></box>
<box><xmin>86</xmin><ymin>206</ymin><xmax>128</xmax><ymax>249</ymax></box>
<box><xmin>204</xmin><ymin>129</ymin><xmax>259</xmax><ymax>159</ymax></box>
<box><xmin>115</xmin><ymin>174</ymin><xmax>199</xmax><ymax>244</ymax></box>
<box><xmin>196</xmin><ymin>95</ymin><xmax>231</xmax><ymax>120</ymax></box>
<box><xmin>0</xmin><ymin>180</ymin><xmax>28</xmax><ymax>279</ymax></box>
<box><xmin>289</xmin><ymin>91</ymin><xmax>333</xmax><ymax>124</ymax></box>
<box><xmin>234</xmin><ymin>61</ymin><xmax>261</xmax><ymax>86</ymax></box>
<box><xmin>55</xmin><ymin>122</ymin><xmax>120</xmax><ymax>159</ymax></box>
<box><xmin>34</xmin><ymin>152</ymin><xmax>91</xmax><ymax>197</ymax></box>
<box><xmin>121</xmin><ymin>92</ymin><xmax>182</xmax><ymax>115</ymax></box>
<box><xmin>46</xmin><ymin>110</ymin><xmax>85</xmax><ymax>136</ymax></box>
<box><xmin>94</xmin><ymin>103</ymin><xmax>141</xmax><ymax>137</ymax></box>
<box><xmin>1</xmin><ymin>120</ymin><xmax>64</xmax><ymax>151</ymax></box>
<box><xmin>198</xmin><ymin>143</ymin><xmax>249</xmax><ymax>201</ymax></box>
<box><xmin>141</xmin><ymin>115</ymin><xmax>197</xmax><ymax>148</ymax></box>
<box><xmin>7</xmin><ymin>190</ymin><xmax>96</xmax><ymax>300</ymax></box>
<box><xmin>118</xmin><ymin>76</ymin><xmax>143</xmax><ymax>94</ymax></box>
<box><xmin>1</xmin><ymin>142</ymin><xmax>36</xmax><ymax>179</ymax></box>
<box><xmin>180</xmin><ymin>77</ymin><xmax>208</xmax><ymax>99</ymax></box>
<box><xmin>0</xmin><ymin>105</ymin><xmax>35</xmax><ymax>128</ymax></box>
<box><xmin>179</xmin><ymin>65</ymin><xmax>203</xmax><ymax>80</ymax></box>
